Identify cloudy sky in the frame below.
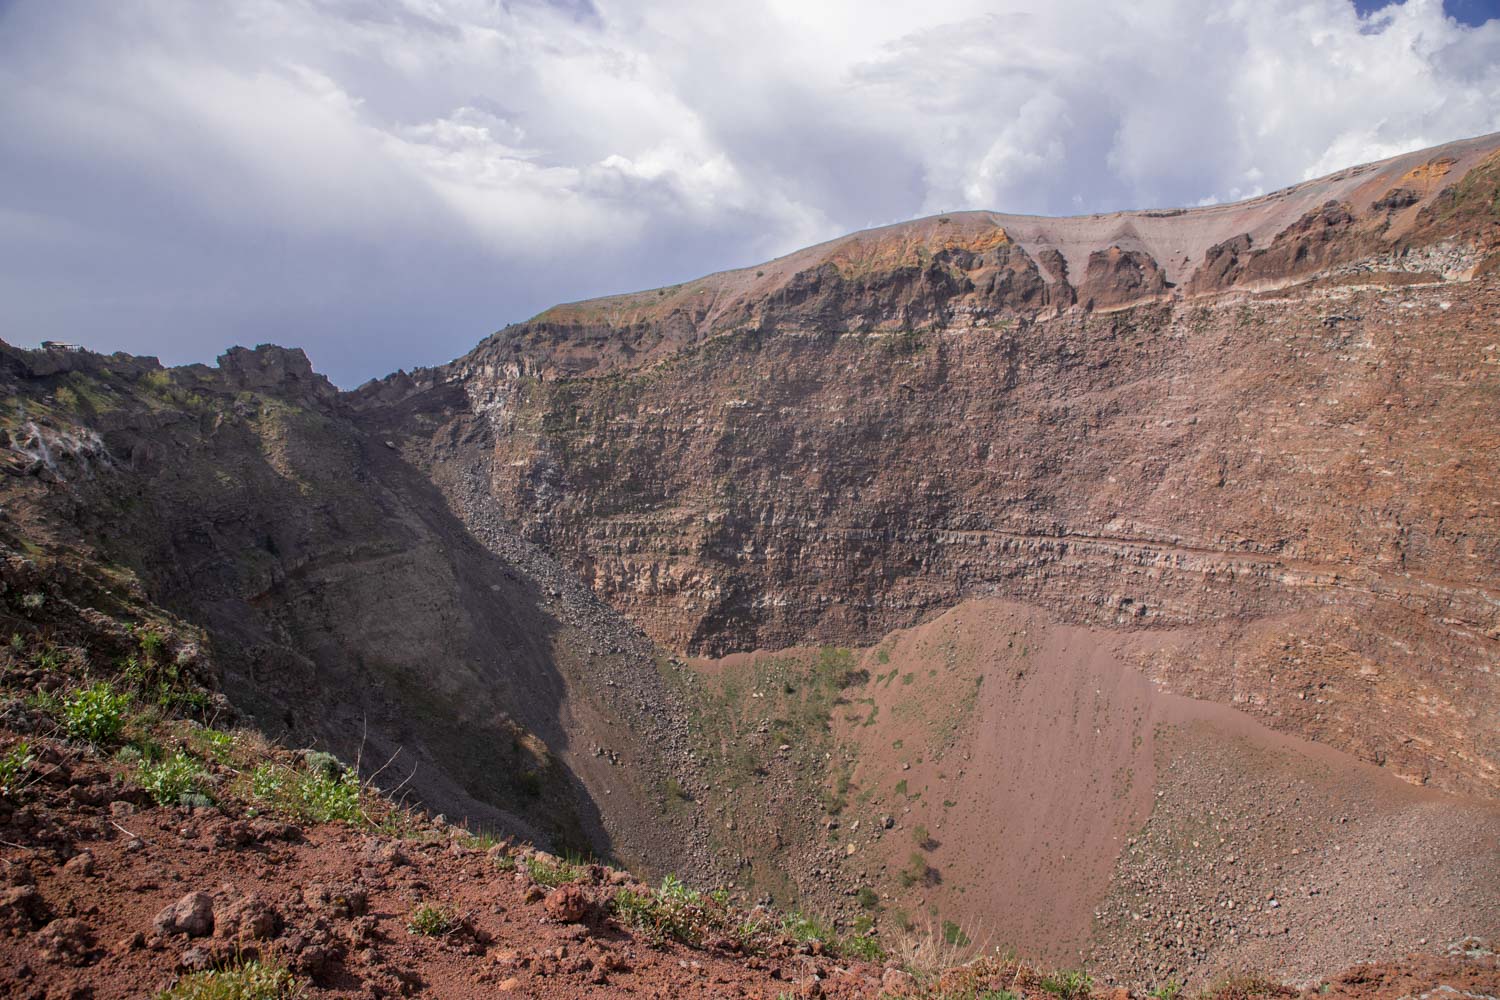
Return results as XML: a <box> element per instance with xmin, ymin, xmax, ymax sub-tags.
<box><xmin>1</xmin><ymin>0</ymin><xmax>1498</xmax><ymax>386</ymax></box>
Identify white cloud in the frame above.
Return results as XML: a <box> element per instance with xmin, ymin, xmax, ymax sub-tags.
<box><xmin>0</xmin><ymin>0</ymin><xmax>1497</xmax><ymax>384</ymax></box>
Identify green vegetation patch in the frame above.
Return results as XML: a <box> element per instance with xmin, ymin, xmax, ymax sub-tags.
<box><xmin>136</xmin><ymin>749</ymin><xmax>213</xmax><ymax>808</ymax></box>
<box><xmin>62</xmin><ymin>680</ymin><xmax>131</xmax><ymax>745</ymax></box>
<box><xmin>157</xmin><ymin>958</ymin><xmax>305</xmax><ymax>999</ymax></box>
<box><xmin>0</xmin><ymin>741</ymin><xmax>36</xmax><ymax>797</ymax></box>
<box><xmin>1039</xmin><ymin>969</ymin><xmax>1094</xmax><ymax>1000</ymax></box>
<box><xmin>249</xmin><ymin>759</ymin><xmax>363</xmax><ymax>825</ymax></box>
<box><xmin>407</xmin><ymin>903</ymin><xmax>459</xmax><ymax>936</ymax></box>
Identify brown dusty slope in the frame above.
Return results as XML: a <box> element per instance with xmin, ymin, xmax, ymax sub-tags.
<box><xmin>681</xmin><ymin>600</ymin><xmax>1500</xmax><ymax>987</ymax></box>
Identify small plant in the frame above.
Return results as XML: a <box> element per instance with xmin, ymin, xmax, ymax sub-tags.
<box><xmin>25</xmin><ymin>687</ymin><xmax>63</xmax><ymax>716</ymax></box>
<box><xmin>301</xmin><ymin>750</ymin><xmax>342</xmax><ymax>777</ymax></box>
<box><xmin>407</xmin><ymin>903</ymin><xmax>457</xmax><ymax>936</ymax></box>
<box><xmin>942</xmin><ymin>919</ymin><xmax>970</xmax><ymax>947</ymax></box>
<box><xmin>900</xmin><ymin>851</ymin><xmax>932</xmax><ymax>888</ymax></box>
<box><xmin>197</xmin><ymin>729</ymin><xmax>236</xmax><ymax>763</ymax></box>
<box><xmin>156</xmin><ymin>956</ymin><xmax>305</xmax><ymax>999</ymax></box>
<box><xmin>1151</xmin><ymin>979</ymin><xmax>1183</xmax><ymax>1000</ymax></box>
<box><xmin>614</xmin><ymin>873</ymin><xmax>708</xmax><ymax>945</ymax></box>
<box><xmin>460</xmin><ymin>829</ymin><xmax>502</xmax><ymax>851</ymax></box>
<box><xmin>840</xmin><ymin>932</ymin><xmax>886</xmax><ymax>962</ymax></box>
<box><xmin>1040</xmin><ymin>969</ymin><xmax>1094</xmax><ymax>1000</ymax></box>
<box><xmin>661</xmin><ymin>776</ymin><xmax>691</xmax><ymax>811</ymax></box>
<box><xmin>62</xmin><ymin>680</ymin><xmax>130</xmax><ymax>744</ymax></box>
<box><xmin>295</xmin><ymin>768</ymin><xmax>362</xmax><ymax>823</ymax></box>
<box><xmin>0</xmin><ymin>741</ymin><xmax>36</xmax><ymax>796</ymax></box>
<box><xmin>137</xmin><ymin>750</ymin><xmax>212</xmax><ymax>808</ymax></box>
<box><xmin>857</xmin><ymin>886</ymin><xmax>880</xmax><ymax>909</ymax></box>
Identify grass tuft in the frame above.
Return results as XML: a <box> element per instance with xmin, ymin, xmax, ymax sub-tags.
<box><xmin>407</xmin><ymin>903</ymin><xmax>457</xmax><ymax>937</ymax></box>
<box><xmin>1039</xmin><ymin>969</ymin><xmax>1094</xmax><ymax>999</ymax></box>
<box><xmin>525</xmin><ymin>853</ymin><xmax>587</xmax><ymax>887</ymax></box>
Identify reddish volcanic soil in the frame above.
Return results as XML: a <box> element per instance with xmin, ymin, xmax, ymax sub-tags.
<box><xmin>0</xmin><ymin>732</ymin><xmax>1494</xmax><ymax>1000</ymax></box>
<box><xmin>0</xmin><ymin>765</ymin><xmax>882</xmax><ymax>999</ymax></box>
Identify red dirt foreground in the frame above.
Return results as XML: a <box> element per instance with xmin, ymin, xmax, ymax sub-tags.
<box><xmin>0</xmin><ymin>730</ymin><xmax>1496</xmax><ymax>999</ymax></box>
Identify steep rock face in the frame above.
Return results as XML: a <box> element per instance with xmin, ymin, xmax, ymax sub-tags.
<box><xmin>1077</xmin><ymin>246</ymin><xmax>1170</xmax><ymax>310</ymax></box>
<box><xmin>0</xmin><ymin>343</ymin><xmax>710</xmax><ymax>876</ymax></box>
<box><xmin>356</xmin><ymin>132</ymin><xmax>1500</xmax><ymax>800</ymax></box>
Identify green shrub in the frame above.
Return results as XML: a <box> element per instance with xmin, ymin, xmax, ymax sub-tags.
<box><xmin>661</xmin><ymin>776</ymin><xmax>691</xmax><ymax>811</ymax></box>
<box><xmin>137</xmin><ymin>750</ymin><xmax>212</xmax><ymax>807</ymax></box>
<box><xmin>407</xmin><ymin>903</ymin><xmax>457</xmax><ymax>936</ymax></box>
<box><xmin>249</xmin><ymin>762</ymin><xmax>362</xmax><ymax>825</ymax></box>
<box><xmin>156</xmin><ymin>957</ymin><xmax>304</xmax><ymax>999</ymax></box>
<box><xmin>612</xmin><ymin>874</ymin><xmax>756</xmax><ymax>949</ymax></box>
<box><xmin>301</xmin><ymin>751</ymin><xmax>342</xmax><ymax>778</ymax></box>
<box><xmin>0</xmin><ymin>741</ymin><xmax>36</xmax><ymax>796</ymax></box>
<box><xmin>62</xmin><ymin>681</ymin><xmax>130</xmax><ymax>744</ymax></box>
<box><xmin>857</xmin><ymin>886</ymin><xmax>880</xmax><ymax>909</ymax></box>
<box><xmin>941</xmin><ymin>919</ymin><xmax>970</xmax><ymax>947</ymax></box>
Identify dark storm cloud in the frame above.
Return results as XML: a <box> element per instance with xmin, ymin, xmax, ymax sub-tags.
<box><xmin>0</xmin><ymin>0</ymin><xmax>1497</xmax><ymax>386</ymax></box>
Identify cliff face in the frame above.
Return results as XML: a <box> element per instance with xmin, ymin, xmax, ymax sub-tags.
<box><xmin>356</xmin><ymin>133</ymin><xmax>1500</xmax><ymax>799</ymax></box>
<box><xmin>0</xmin><ymin>343</ymin><xmax>711</xmax><ymax>877</ymax></box>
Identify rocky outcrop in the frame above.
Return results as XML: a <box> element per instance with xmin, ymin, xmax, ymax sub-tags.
<box><xmin>1077</xmin><ymin>246</ymin><xmax>1170</xmax><ymax>309</ymax></box>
